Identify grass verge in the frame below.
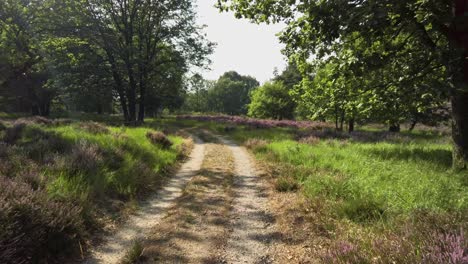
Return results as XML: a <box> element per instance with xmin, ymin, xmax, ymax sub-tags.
<box><xmin>0</xmin><ymin>117</ymin><xmax>186</xmax><ymax>263</ymax></box>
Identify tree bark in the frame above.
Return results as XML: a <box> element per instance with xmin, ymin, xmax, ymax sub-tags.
<box><xmin>448</xmin><ymin>0</ymin><xmax>468</xmax><ymax>169</ymax></box>
<box><xmin>348</xmin><ymin>118</ymin><xmax>355</xmax><ymax>133</ymax></box>
<box><xmin>409</xmin><ymin>119</ymin><xmax>417</xmax><ymax>131</ymax></box>
<box><xmin>451</xmin><ymin>89</ymin><xmax>468</xmax><ymax>170</ymax></box>
<box><xmin>137</xmin><ymin>69</ymin><xmax>147</xmax><ymax>123</ymax></box>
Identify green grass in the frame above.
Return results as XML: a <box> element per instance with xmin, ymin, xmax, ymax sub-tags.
<box><xmin>264</xmin><ymin>140</ymin><xmax>466</xmax><ymax>213</ymax></box>
<box><xmin>41</xmin><ymin>125</ymin><xmax>183</xmax><ymax>201</ymax></box>
<box><xmin>159</xmin><ymin>115</ymin><xmax>467</xmax><ymax>262</ymax></box>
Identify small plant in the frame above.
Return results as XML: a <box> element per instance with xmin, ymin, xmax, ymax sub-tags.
<box><xmin>0</xmin><ymin>176</ymin><xmax>84</xmax><ymax>263</ymax></box>
<box><xmin>321</xmin><ymin>240</ymin><xmax>366</xmax><ymax>263</ymax></box>
<box><xmin>121</xmin><ymin>240</ymin><xmax>144</xmax><ymax>264</ymax></box>
<box><xmin>275</xmin><ymin>176</ymin><xmax>299</xmax><ymax>192</ymax></box>
<box><xmin>423</xmin><ymin>230</ymin><xmax>468</xmax><ymax>264</ymax></box>
<box><xmin>69</xmin><ymin>140</ymin><xmax>102</xmax><ymax>174</ymax></box>
<box><xmin>299</xmin><ymin>136</ymin><xmax>320</xmax><ymax>145</ymax></box>
<box><xmin>244</xmin><ymin>138</ymin><xmax>268</xmax><ymax>151</ymax></box>
<box><xmin>77</xmin><ymin>122</ymin><xmax>110</xmax><ymax>134</ymax></box>
<box><xmin>146</xmin><ymin>131</ymin><xmax>173</xmax><ymax>149</ymax></box>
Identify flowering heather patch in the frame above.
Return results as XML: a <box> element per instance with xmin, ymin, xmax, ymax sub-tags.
<box><xmin>423</xmin><ymin>230</ymin><xmax>468</xmax><ymax>264</ymax></box>
<box><xmin>177</xmin><ymin>114</ymin><xmax>331</xmax><ymax>130</ymax></box>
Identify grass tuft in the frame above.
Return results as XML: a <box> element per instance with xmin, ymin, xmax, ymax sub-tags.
<box><xmin>121</xmin><ymin>240</ymin><xmax>144</xmax><ymax>264</ymax></box>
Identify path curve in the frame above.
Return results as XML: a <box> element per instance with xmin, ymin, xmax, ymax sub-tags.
<box><xmin>85</xmin><ymin>136</ymin><xmax>206</xmax><ymax>264</ymax></box>
<box><xmin>217</xmin><ymin>136</ymin><xmax>274</xmax><ymax>264</ymax></box>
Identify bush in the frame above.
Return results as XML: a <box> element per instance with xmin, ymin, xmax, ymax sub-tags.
<box><xmin>77</xmin><ymin>122</ymin><xmax>110</xmax><ymax>134</ymax></box>
<box><xmin>275</xmin><ymin>176</ymin><xmax>299</xmax><ymax>192</ymax></box>
<box><xmin>69</xmin><ymin>140</ymin><xmax>102</xmax><ymax>174</ymax></box>
<box><xmin>3</xmin><ymin>122</ymin><xmax>27</xmax><ymax>144</ymax></box>
<box><xmin>299</xmin><ymin>136</ymin><xmax>320</xmax><ymax>145</ymax></box>
<box><xmin>146</xmin><ymin>131</ymin><xmax>173</xmax><ymax>149</ymax></box>
<box><xmin>244</xmin><ymin>138</ymin><xmax>269</xmax><ymax>151</ymax></box>
<box><xmin>0</xmin><ymin>177</ymin><xmax>84</xmax><ymax>263</ymax></box>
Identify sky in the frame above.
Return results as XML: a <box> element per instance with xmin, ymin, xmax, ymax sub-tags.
<box><xmin>195</xmin><ymin>1</ymin><xmax>287</xmax><ymax>83</ymax></box>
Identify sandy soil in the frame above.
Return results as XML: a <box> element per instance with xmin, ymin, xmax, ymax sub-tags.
<box><xmin>84</xmin><ymin>137</ymin><xmax>206</xmax><ymax>264</ymax></box>
<box><xmin>217</xmin><ymin>136</ymin><xmax>276</xmax><ymax>264</ymax></box>
<box><xmin>139</xmin><ymin>141</ymin><xmax>235</xmax><ymax>263</ymax></box>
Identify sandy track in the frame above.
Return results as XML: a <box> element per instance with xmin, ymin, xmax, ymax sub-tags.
<box><xmin>140</xmin><ymin>141</ymin><xmax>235</xmax><ymax>263</ymax></box>
<box><xmin>84</xmin><ymin>137</ymin><xmax>206</xmax><ymax>264</ymax></box>
<box><xmin>217</xmin><ymin>136</ymin><xmax>275</xmax><ymax>264</ymax></box>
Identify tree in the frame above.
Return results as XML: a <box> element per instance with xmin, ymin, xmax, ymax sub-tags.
<box><xmin>0</xmin><ymin>0</ymin><xmax>55</xmax><ymax>116</ymax></box>
<box><xmin>218</xmin><ymin>0</ymin><xmax>468</xmax><ymax>169</ymax></box>
<box><xmin>207</xmin><ymin>71</ymin><xmax>259</xmax><ymax>115</ymax></box>
<box><xmin>248</xmin><ymin>81</ymin><xmax>295</xmax><ymax>120</ymax></box>
<box><xmin>79</xmin><ymin>0</ymin><xmax>213</xmax><ymax>122</ymax></box>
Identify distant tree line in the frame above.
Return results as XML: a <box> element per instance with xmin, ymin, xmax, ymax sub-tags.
<box><xmin>0</xmin><ymin>0</ymin><xmax>214</xmax><ymax>122</ymax></box>
<box><xmin>183</xmin><ymin>71</ymin><xmax>259</xmax><ymax>115</ymax></box>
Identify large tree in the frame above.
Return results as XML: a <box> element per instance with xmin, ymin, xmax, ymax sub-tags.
<box><xmin>218</xmin><ymin>0</ymin><xmax>468</xmax><ymax>169</ymax></box>
<box><xmin>207</xmin><ymin>71</ymin><xmax>259</xmax><ymax>115</ymax></box>
<box><xmin>82</xmin><ymin>0</ymin><xmax>213</xmax><ymax>122</ymax></box>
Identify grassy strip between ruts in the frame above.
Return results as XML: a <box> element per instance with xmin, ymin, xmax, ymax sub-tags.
<box><xmin>0</xmin><ymin>117</ymin><xmax>186</xmax><ymax>263</ymax></box>
<box><xmin>163</xmin><ymin>116</ymin><xmax>468</xmax><ymax>263</ymax></box>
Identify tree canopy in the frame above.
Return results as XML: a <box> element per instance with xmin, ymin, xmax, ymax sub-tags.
<box><xmin>218</xmin><ymin>0</ymin><xmax>468</xmax><ymax>169</ymax></box>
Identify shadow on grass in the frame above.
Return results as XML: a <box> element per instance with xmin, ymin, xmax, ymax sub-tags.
<box><xmin>366</xmin><ymin>147</ymin><xmax>453</xmax><ymax>168</ymax></box>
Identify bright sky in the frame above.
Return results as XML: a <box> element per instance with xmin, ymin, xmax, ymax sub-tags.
<box><xmin>195</xmin><ymin>1</ymin><xmax>287</xmax><ymax>83</ymax></box>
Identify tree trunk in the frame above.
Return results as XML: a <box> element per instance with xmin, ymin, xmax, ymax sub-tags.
<box><xmin>409</xmin><ymin>120</ymin><xmax>417</xmax><ymax>132</ymax></box>
<box><xmin>105</xmin><ymin>49</ymin><xmax>129</xmax><ymax>121</ymax></box>
<box><xmin>137</xmin><ymin>83</ymin><xmax>145</xmax><ymax>123</ymax></box>
<box><xmin>348</xmin><ymin>118</ymin><xmax>355</xmax><ymax>133</ymax></box>
<box><xmin>451</xmin><ymin>90</ymin><xmax>468</xmax><ymax>169</ymax></box>
<box><xmin>448</xmin><ymin>0</ymin><xmax>468</xmax><ymax>169</ymax></box>
<box><xmin>389</xmin><ymin>124</ymin><xmax>400</xmax><ymax>132</ymax></box>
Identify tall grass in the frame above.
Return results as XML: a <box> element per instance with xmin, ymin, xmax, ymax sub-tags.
<box><xmin>0</xmin><ymin>118</ymin><xmax>185</xmax><ymax>263</ymax></box>
<box><xmin>161</xmin><ymin>116</ymin><xmax>468</xmax><ymax>263</ymax></box>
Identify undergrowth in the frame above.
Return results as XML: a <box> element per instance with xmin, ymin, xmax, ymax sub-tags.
<box><xmin>0</xmin><ymin>117</ymin><xmax>184</xmax><ymax>263</ymax></box>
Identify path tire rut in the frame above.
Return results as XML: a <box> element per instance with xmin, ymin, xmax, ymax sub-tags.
<box><xmin>85</xmin><ymin>136</ymin><xmax>205</xmax><ymax>264</ymax></box>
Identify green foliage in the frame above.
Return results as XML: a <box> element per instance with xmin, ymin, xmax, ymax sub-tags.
<box><xmin>248</xmin><ymin>81</ymin><xmax>295</xmax><ymax>120</ymax></box>
<box><xmin>183</xmin><ymin>71</ymin><xmax>259</xmax><ymax>115</ymax></box>
<box><xmin>218</xmin><ymin>0</ymin><xmax>468</xmax><ymax>168</ymax></box>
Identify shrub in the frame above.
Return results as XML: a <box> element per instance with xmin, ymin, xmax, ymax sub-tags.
<box><xmin>3</xmin><ymin>122</ymin><xmax>27</xmax><ymax>144</ymax></box>
<box><xmin>177</xmin><ymin>114</ymin><xmax>331</xmax><ymax>130</ymax></box>
<box><xmin>321</xmin><ymin>241</ymin><xmax>367</xmax><ymax>263</ymax></box>
<box><xmin>299</xmin><ymin>136</ymin><xmax>321</xmax><ymax>145</ymax></box>
<box><xmin>146</xmin><ymin>131</ymin><xmax>173</xmax><ymax>149</ymax></box>
<box><xmin>77</xmin><ymin>122</ymin><xmax>110</xmax><ymax>134</ymax></box>
<box><xmin>0</xmin><ymin>176</ymin><xmax>84</xmax><ymax>263</ymax></box>
<box><xmin>69</xmin><ymin>140</ymin><xmax>102</xmax><ymax>174</ymax></box>
<box><xmin>275</xmin><ymin>176</ymin><xmax>299</xmax><ymax>192</ymax></box>
<box><xmin>0</xmin><ymin>121</ymin><xmax>6</xmax><ymax>131</ymax></box>
<box><xmin>244</xmin><ymin>138</ymin><xmax>269</xmax><ymax>151</ymax></box>
<box><xmin>423</xmin><ymin>230</ymin><xmax>468</xmax><ymax>264</ymax></box>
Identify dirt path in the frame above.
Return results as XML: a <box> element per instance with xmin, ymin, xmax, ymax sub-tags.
<box><xmin>140</xmin><ymin>139</ymin><xmax>235</xmax><ymax>263</ymax></box>
<box><xmin>85</xmin><ymin>137</ymin><xmax>206</xmax><ymax>264</ymax></box>
<box><xmin>87</xmin><ymin>133</ymin><xmax>276</xmax><ymax>263</ymax></box>
<box><xmin>217</xmin><ymin>136</ymin><xmax>275</xmax><ymax>264</ymax></box>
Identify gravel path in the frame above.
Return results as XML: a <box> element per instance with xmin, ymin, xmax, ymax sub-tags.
<box><xmin>217</xmin><ymin>136</ymin><xmax>274</xmax><ymax>264</ymax></box>
<box><xmin>84</xmin><ymin>137</ymin><xmax>205</xmax><ymax>264</ymax></box>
